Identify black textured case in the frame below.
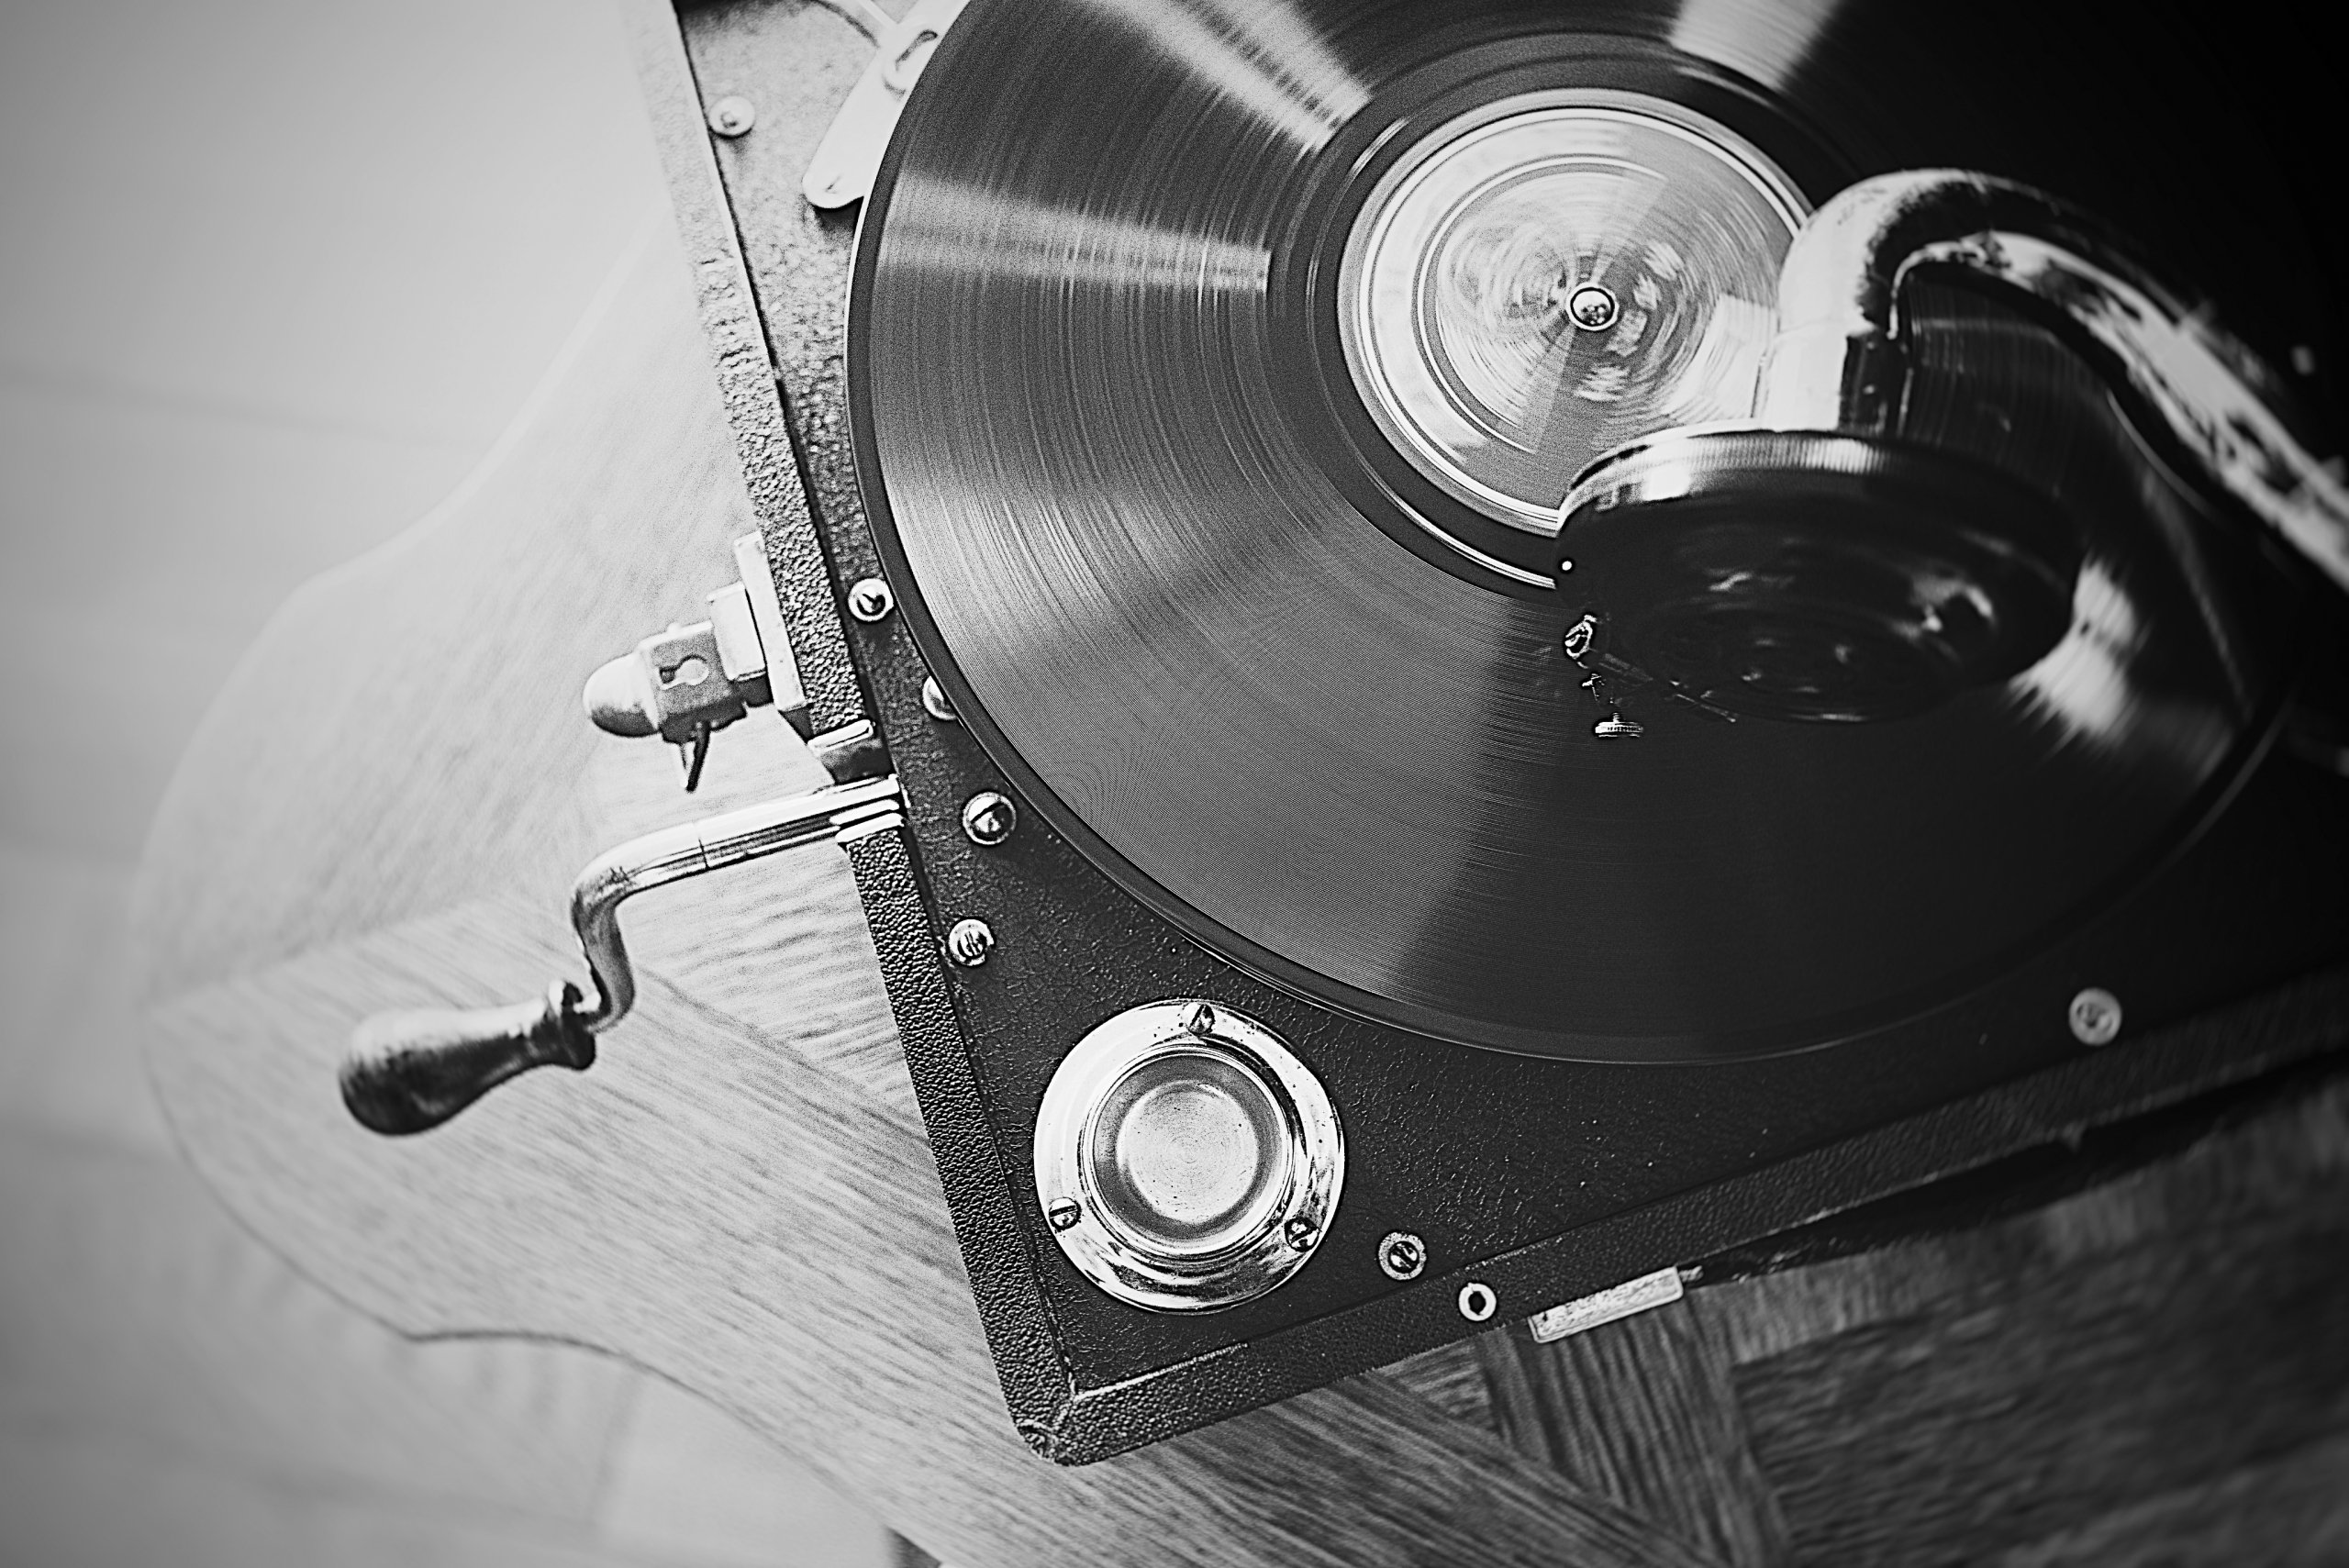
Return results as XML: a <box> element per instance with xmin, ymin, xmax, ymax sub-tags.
<box><xmin>635</xmin><ymin>0</ymin><xmax>2349</xmax><ymax>1463</ymax></box>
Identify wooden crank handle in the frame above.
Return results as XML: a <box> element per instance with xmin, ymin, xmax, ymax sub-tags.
<box><xmin>340</xmin><ymin>981</ymin><xmax>596</xmax><ymax>1135</ymax></box>
<box><xmin>338</xmin><ymin>771</ymin><xmax>905</xmax><ymax>1137</ymax></box>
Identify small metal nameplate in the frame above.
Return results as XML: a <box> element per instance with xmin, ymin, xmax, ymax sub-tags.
<box><xmin>1529</xmin><ymin>1266</ymin><xmax>1685</xmax><ymax>1343</ymax></box>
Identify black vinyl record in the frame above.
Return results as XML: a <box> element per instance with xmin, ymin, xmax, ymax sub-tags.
<box><xmin>848</xmin><ymin>0</ymin><xmax>2319</xmax><ymax>1062</ymax></box>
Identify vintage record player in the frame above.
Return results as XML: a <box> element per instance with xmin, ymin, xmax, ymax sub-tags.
<box><xmin>340</xmin><ymin>0</ymin><xmax>2349</xmax><ymax>1462</ymax></box>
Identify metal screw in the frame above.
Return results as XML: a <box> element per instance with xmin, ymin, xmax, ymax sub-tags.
<box><xmin>1457</xmin><ymin>1281</ymin><xmax>1497</xmax><ymax>1322</ymax></box>
<box><xmin>1047</xmin><ymin>1198</ymin><xmax>1082</xmax><ymax>1231</ymax></box>
<box><xmin>1180</xmin><ymin>1000</ymin><xmax>1218</xmax><ymax>1038</ymax></box>
<box><xmin>921</xmin><ymin>676</ymin><xmax>957</xmax><ymax>722</ymax></box>
<box><xmin>1565</xmin><ymin>283</ymin><xmax>1619</xmax><ymax>330</ymax></box>
<box><xmin>1378</xmin><ymin>1231</ymin><xmax>1427</xmax><ymax>1281</ymax></box>
<box><xmin>847</xmin><ymin>577</ymin><xmax>895</xmax><ymax>622</ymax></box>
<box><xmin>707</xmin><ymin>95</ymin><xmax>756</xmax><ymax>137</ymax></box>
<box><xmin>946</xmin><ymin>917</ymin><xmax>995</xmax><ymax>967</ymax></box>
<box><xmin>961</xmin><ymin>791</ymin><xmax>1017</xmax><ymax>846</ymax></box>
<box><xmin>1283</xmin><ymin>1217</ymin><xmax>1319</xmax><ymax>1253</ymax></box>
<box><xmin>2068</xmin><ymin>986</ymin><xmax>2123</xmax><ymax>1047</ymax></box>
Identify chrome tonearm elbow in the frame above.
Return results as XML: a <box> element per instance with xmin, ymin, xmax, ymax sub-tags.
<box><xmin>1751</xmin><ymin>169</ymin><xmax>2349</xmax><ymax>595</ymax></box>
<box><xmin>1555</xmin><ymin>170</ymin><xmax>2349</xmax><ymax>728</ymax></box>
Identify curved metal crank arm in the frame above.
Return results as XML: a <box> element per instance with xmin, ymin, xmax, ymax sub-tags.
<box><xmin>339</xmin><ymin>773</ymin><xmax>903</xmax><ymax>1135</ymax></box>
<box><xmin>1753</xmin><ymin>168</ymin><xmax>2349</xmax><ymax>597</ymax></box>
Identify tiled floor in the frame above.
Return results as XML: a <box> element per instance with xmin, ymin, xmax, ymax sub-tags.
<box><xmin>0</xmin><ymin>2</ymin><xmax>896</xmax><ymax>1563</ymax></box>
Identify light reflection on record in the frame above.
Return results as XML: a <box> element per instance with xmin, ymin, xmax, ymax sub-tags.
<box><xmin>850</xmin><ymin>0</ymin><xmax>2305</xmax><ymax>1060</ymax></box>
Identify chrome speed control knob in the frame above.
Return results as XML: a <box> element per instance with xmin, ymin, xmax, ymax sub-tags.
<box><xmin>1035</xmin><ymin>1000</ymin><xmax>1342</xmax><ymax>1312</ymax></box>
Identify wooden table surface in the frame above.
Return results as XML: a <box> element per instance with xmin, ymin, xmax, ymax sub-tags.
<box><xmin>130</xmin><ymin>178</ymin><xmax>2349</xmax><ymax>1568</ymax></box>
<box><xmin>130</xmin><ymin>6</ymin><xmax>2349</xmax><ymax>1564</ymax></box>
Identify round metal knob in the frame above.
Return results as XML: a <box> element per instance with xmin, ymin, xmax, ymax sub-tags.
<box><xmin>1034</xmin><ymin>1000</ymin><xmax>1342</xmax><ymax>1311</ymax></box>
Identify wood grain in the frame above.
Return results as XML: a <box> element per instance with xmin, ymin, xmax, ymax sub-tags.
<box><xmin>1382</xmin><ymin>1338</ymin><xmax>1499</xmax><ymax>1436</ymax></box>
<box><xmin>1693</xmin><ymin>1076</ymin><xmax>2349</xmax><ymax>1368</ymax></box>
<box><xmin>1745</xmin><ymin>1210</ymin><xmax>2349</xmax><ymax>1564</ymax></box>
<box><xmin>0</xmin><ymin>1129</ymin><xmax>632</xmax><ymax>1523</ymax></box>
<box><xmin>1476</xmin><ymin>1307</ymin><xmax>1790</xmax><ymax>1567</ymax></box>
<box><xmin>1987</xmin><ymin>1432</ymin><xmax>2349</xmax><ymax>1568</ymax></box>
<box><xmin>0</xmin><ymin>1425</ymin><xmax>661</xmax><ymax>1568</ymax></box>
<box><xmin>1719</xmin><ymin>1079</ymin><xmax>2349</xmax><ymax>1566</ymax></box>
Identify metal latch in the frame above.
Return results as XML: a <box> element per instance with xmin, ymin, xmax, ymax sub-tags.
<box><xmin>1528</xmin><ymin>1266</ymin><xmax>1688</xmax><ymax>1343</ymax></box>
<box><xmin>802</xmin><ymin>0</ymin><xmax>971</xmax><ymax>210</ymax></box>
<box><xmin>584</xmin><ymin>533</ymin><xmax>812</xmax><ymax>790</ymax></box>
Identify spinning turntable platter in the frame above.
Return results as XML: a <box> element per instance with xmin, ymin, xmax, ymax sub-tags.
<box><xmin>850</xmin><ymin>0</ymin><xmax>2315</xmax><ymax>1061</ymax></box>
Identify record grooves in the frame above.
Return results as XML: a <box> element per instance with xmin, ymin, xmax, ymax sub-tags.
<box><xmin>325</xmin><ymin>0</ymin><xmax>2349</xmax><ymax>1469</ymax></box>
<box><xmin>643</xmin><ymin>0</ymin><xmax>2349</xmax><ymax>1461</ymax></box>
<box><xmin>848</xmin><ymin>0</ymin><xmax>2319</xmax><ymax>1063</ymax></box>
